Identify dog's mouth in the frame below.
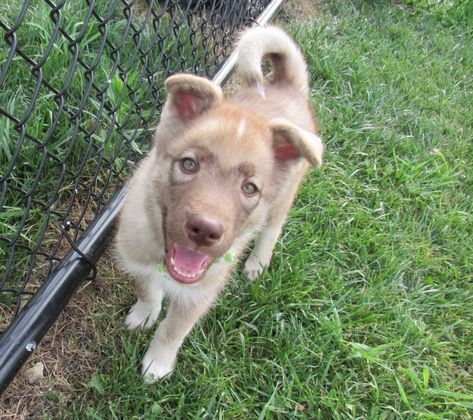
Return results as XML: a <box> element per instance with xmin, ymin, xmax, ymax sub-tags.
<box><xmin>164</xmin><ymin>242</ymin><xmax>210</xmax><ymax>284</ymax></box>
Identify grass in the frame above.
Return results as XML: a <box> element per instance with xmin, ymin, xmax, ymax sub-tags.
<box><xmin>0</xmin><ymin>0</ymin><xmax>150</xmax><ymax>300</ymax></box>
<box><xmin>0</xmin><ymin>0</ymin><xmax>212</xmax><ymax>313</ymax></box>
<box><xmin>2</xmin><ymin>0</ymin><xmax>473</xmax><ymax>418</ymax></box>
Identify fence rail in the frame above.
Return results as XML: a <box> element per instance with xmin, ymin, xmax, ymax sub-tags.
<box><xmin>0</xmin><ymin>0</ymin><xmax>284</xmax><ymax>394</ymax></box>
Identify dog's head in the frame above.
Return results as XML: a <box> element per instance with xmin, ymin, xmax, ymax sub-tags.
<box><xmin>152</xmin><ymin>74</ymin><xmax>323</xmax><ymax>284</ymax></box>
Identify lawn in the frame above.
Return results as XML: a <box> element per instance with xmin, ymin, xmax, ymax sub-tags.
<box><xmin>5</xmin><ymin>0</ymin><xmax>473</xmax><ymax>417</ymax></box>
<box><xmin>0</xmin><ymin>0</ymin><xmax>213</xmax><ymax>324</ymax></box>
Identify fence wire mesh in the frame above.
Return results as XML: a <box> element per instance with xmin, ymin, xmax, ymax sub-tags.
<box><xmin>0</xmin><ymin>0</ymin><xmax>273</xmax><ymax>332</ymax></box>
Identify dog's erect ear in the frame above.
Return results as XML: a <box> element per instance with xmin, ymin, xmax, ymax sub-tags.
<box><xmin>164</xmin><ymin>74</ymin><xmax>223</xmax><ymax>120</ymax></box>
<box><xmin>269</xmin><ymin>118</ymin><xmax>324</xmax><ymax>168</ymax></box>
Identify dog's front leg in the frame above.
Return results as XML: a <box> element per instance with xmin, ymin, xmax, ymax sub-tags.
<box><xmin>244</xmin><ymin>220</ymin><xmax>285</xmax><ymax>281</ymax></box>
<box><xmin>126</xmin><ymin>274</ymin><xmax>164</xmax><ymax>330</ymax></box>
<box><xmin>245</xmin><ymin>169</ymin><xmax>306</xmax><ymax>281</ymax></box>
<box><xmin>141</xmin><ymin>296</ymin><xmax>212</xmax><ymax>383</ymax></box>
<box><xmin>245</xmin><ymin>199</ymin><xmax>293</xmax><ymax>281</ymax></box>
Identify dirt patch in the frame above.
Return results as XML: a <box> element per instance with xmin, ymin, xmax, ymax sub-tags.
<box><xmin>0</xmin><ymin>249</ymin><xmax>130</xmax><ymax>419</ymax></box>
<box><xmin>277</xmin><ymin>0</ymin><xmax>321</xmax><ymax>23</ymax></box>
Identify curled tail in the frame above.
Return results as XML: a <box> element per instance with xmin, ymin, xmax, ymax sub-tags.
<box><xmin>235</xmin><ymin>25</ymin><xmax>309</xmax><ymax>97</ymax></box>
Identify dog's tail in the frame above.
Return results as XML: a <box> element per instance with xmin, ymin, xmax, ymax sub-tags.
<box><xmin>235</xmin><ymin>26</ymin><xmax>309</xmax><ymax>97</ymax></box>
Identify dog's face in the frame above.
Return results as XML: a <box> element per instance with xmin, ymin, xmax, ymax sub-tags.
<box><xmin>158</xmin><ymin>107</ymin><xmax>275</xmax><ymax>284</ymax></box>
<box><xmin>151</xmin><ymin>75</ymin><xmax>323</xmax><ymax>284</ymax></box>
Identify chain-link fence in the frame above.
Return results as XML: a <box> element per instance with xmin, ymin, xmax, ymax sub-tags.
<box><xmin>0</xmin><ymin>0</ymin><xmax>283</xmax><ymax>392</ymax></box>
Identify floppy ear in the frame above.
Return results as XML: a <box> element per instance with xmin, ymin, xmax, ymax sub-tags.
<box><xmin>269</xmin><ymin>118</ymin><xmax>324</xmax><ymax>168</ymax></box>
<box><xmin>164</xmin><ymin>74</ymin><xmax>223</xmax><ymax>120</ymax></box>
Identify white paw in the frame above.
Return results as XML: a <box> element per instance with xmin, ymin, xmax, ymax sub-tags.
<box><xmin>141</xmin><ymin>350</ymin><xmax>175</xmax><ymax>383</ymax></box>
<box><xmin>125</xmin><ymin>301</ymin><xmax>161</xmax><ymax>331</ymax></box>
<box><xmin>244</xmin><ymin>255</ymin><xmax>268</xmax><ymax>281</ymax></box>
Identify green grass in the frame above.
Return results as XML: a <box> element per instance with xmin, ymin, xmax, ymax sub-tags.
<box><xmin>0</xmin><ymin>0</ymin><xmax>210</xmax><ymax>304</ymax></box>
<box><xmin>0</xmin><ymin>0</ymin><xmax>150</xmax><ymax>293</ymax></box>
<box><xmin>7</xmin><ymin>0</ymin><xmax>473</xmax><ymax>417</ymax></box>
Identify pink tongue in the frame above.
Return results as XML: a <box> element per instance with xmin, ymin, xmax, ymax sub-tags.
<box><xmin>174</xmin><ymin>245</ymin><xmax>207</xmax><ymax>274</ymax></box>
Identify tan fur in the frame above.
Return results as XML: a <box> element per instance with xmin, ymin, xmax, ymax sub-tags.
<box><xmin>116</xmin><ymin>25</ymin><xmax>324</xmax><ymax>382</ymax></box>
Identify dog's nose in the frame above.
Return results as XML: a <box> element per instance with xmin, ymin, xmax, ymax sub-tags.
<box><xmin>186</xmin><ymin>214</ymin><xmax>223</xmax><ymax>247</ymax></box>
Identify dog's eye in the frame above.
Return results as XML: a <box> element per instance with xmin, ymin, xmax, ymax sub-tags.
<box><xmin>180</xmin><ymin>158</ymin><xmax>199</xmax><ymax>174</ymax></box>
<box><xmin>242</xmin><ymin>182</ymin><xmax>258</xmax><ymax>196</ymax></box>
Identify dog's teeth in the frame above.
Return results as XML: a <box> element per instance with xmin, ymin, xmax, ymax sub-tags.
<box><xmin>169</xmin><ymin>255</ymin><xmax>207</xmax><ymax>279</ymax></box>
<box><xmin>174</xmin><ymin>266</ymin><xmax>198</xmax><ymax>278</ymax></box>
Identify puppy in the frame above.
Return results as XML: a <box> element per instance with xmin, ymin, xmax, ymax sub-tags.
<box><xmin>116</xmin><ymin>26</ymin><xmax>323</xmax><ymax>382</ymax></box>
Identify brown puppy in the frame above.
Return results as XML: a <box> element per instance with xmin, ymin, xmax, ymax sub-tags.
<box><xmin>116</xmin><ymin>26</ymin><xmax>323</xmax><ymax>382</ymax></box>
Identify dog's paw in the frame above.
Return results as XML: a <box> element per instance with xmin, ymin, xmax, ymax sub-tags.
<box><xmin>141</xmin><ymin>351</ymin><xmax>174</xmax><ymax>383</ymax></box>
<box><xmin>244</xmin><ymin>255</ymin><xmax>268</xmax><ymax>281</ymax></box>
<box><xmin>125</xmin><ymin>301</ymin><xmax>161</xmax><ymax>331</ymax></box>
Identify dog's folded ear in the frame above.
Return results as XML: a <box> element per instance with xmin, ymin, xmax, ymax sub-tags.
<box><xmin>269</xmin><ymin>118</ymin><xmax>324</xmax><ymax>168</ymax></box>
<box><xmin>164</xmin><ymin>74</ymin><xmax>223</xmax><ymax>120</ymax></box>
